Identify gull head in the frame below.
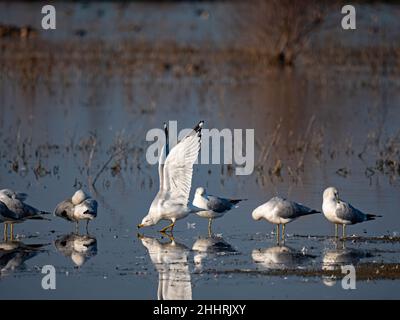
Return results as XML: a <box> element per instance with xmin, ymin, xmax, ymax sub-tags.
<box><xmin>195</xmin><ymin>187</ymin><xmax>206</xmax><ymax>197</ymax></box>
<box><xmin>72</xmin><ymin>189</ymin><xmax>90</xmax><ymax>205</ymax></box>
<box><xmin>323</xmin><ymin>187</ymin><xmax>339</xmax><ymax>202</ymax></box>
<box><xmin>137</xmin><ymin>215</ymin><xmax>157</xmax><ymax>229</ymax></box>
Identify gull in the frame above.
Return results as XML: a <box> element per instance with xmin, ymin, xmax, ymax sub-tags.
<box><xmin>322</xmin><ymin>242</ymin><xmax>372</xmax><ymax>286</ymax></box>
<box><xmin>192</xmin><ymin>235</ymin><xmax>236</xmax><ymax>271</ymax></box>
<box><xmin>0</xmin><ymin>189</ymin><xmax>50</xmax><ymax>240</ymax></box>
<box><xmin>0</xmin><ymin>240</ymin><xmax>47</xmax><ymax>275</ymax></box>
<box><xmin>193</xmin><ymin>187</ymin><xmax>246</xmax><ymax>235</ymax></box>
<box><xmin>138</xmin><ymin>121</ymin><xmax>204</xmax><ymax>233</ymax></box>
<box><xmin>322</xmin><ymin>187</ymin><xmax>381</xmax><ymax>239</ymax></box>
<box><xmin>54</xmin><ymin>233</ymin><xmax>97</xmax><ymax>267</ymax></box>
<box><xmin>138</xmin><ymin>234</ymin><xmax>192</xmax><ymax>300</ymax></box>
<box><xmin>252</xmin><ymin>245</ymin><xmax>316</xmax><ymax>270</ymax></box>
<box><xmin>252</xmin><ymin>197</ymin><xmax>320</xmax><ymax>242</ymax></box>
<box><xmin>54</xmin><ymin>189</ymin><xmax>98</xmax><ymax>232</ymax></box>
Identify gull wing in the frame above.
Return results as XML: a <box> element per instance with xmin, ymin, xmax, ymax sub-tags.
<box><xmin>206</xmin><ymin>196</ymin><xmax>233</xmax><ymax>213</ymax></box>
<box><xmin>163</xmin><ymin>121</ymin><xmax>203</xmax><ymax>205</ymax></box>
<box><xmin>336</xmin><ymin>200</ymin><xmax>366</xmax><ymax>223</ymax></box>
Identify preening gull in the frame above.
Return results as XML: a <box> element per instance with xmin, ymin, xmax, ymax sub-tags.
<box><xmin>54</xmin><ymin>233</ymin><xmax>97</xmax><ymax>267</ymax></box>
<box><xmin>193</xmin><ymin>187</ymin><xmax>246</xmax><ymax>234</ymax></box>
<box><xmin>322</xmin><ymin>187</ymin><xmax>381</xmax><ymax>239</ymax></box>
<box><xmin>252</xmin><ymin>245</ymin><xmax>316</xmax><ymax>270</ymax></box>
<box><xmin>0</xmin><ymin>189</ymin><xmax>50</xmax><ymax>240</ymax></box>
<box><xmin>138</xmin><ymin>121</ymin><xmax>204</xmax><ymax>233</ymax></box>
<box><xmin>252</xmin><ymin>196</ymin><xmax>320</xmax><ymax>242</ymax></box>
<box><xmin>54</xmin><ymin>189</ymin><xmax>98</xmax><ymax>232</ymax></box>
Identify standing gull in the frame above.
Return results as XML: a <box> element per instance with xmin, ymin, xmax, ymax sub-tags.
<box><xmin>54</xmin><ymin>189</ymin><xmax>98</xmax><ymax>232</ymax></box>
<box><xmin>193</xmin><ymin>187</ymin><xmax>246</xmax><ymax>235</ymax></box>
<box><xmin>252</xmin><ymin>197</ymin><xmax>320</xmax><ymax>242</ymax></box>
<box><xmin>322</xmin><ymin>187</ymin><xmax>381</xmax><ymax>239</ymax></box>
<box><xmin>0</xmin><ymin>189</ymin><xmax>50</xmax><ymax>240</ymax></box>
<box><xmin>138</xmin><ymin>121</ymin><xmax>204</xmax><ymax>233</ymax></box>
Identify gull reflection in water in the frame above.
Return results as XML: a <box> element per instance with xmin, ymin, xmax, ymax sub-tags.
<box><xmin>192</xmin><ymin>235</ymin><xmax>236</xmax><ymax>272</ymax></box>
<box><xmin>252</xmin><ymin>245</ymin><xmax>316</xmax><ymax>270</ymax></box>
<box><xmin>54</xmin><ymin>233</ymin><xmax>97</xmax><ymax>267</ymax></box>
<box><xmin>322</xmin><ymin>242</ymin><xmax>372</xmax><ymax>286</ymax></box>
<box><xmin>139</xmin><ymin>234</ymin><xmax>192</xmax><ymax>300</ymax></box>
<box><xmin>0</xmin><ymin>240</ymin><xmax>47</xmax><ymax>276</ymax></box>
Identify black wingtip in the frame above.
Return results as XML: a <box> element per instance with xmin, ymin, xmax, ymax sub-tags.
<box><xmin>230</xmin><ymin>199</ymin><xmax>247</xmax><ymax>205</ymax></box>
<box><xmin>366</xmin><ymin>213</ymin><xmax>381</xmax><ymax>220</ymax></box>
<box><xmin>194</xmin><ymin>120</ymin><xmax>204</xmax><ymax>132</ymax></box>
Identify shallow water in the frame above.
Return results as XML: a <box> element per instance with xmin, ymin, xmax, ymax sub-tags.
<box><xmin>1</xmin><ymin>1</ymin><xmax>400</xmax><ymax>299</ymax></box>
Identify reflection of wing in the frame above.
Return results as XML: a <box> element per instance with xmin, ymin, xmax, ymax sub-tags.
<box><xmin>0</xmin><ymin>241</ymin><xmax>46</xmax><ymax>274</ymax></box>
<box><xmin>140</xmin><ymin>236</ymin><xmax>192</xmax><ymax>300</ymax></box>
<box><xmin>163</xmin><ymin>121</ymin><xmax>203</xmax><ymax>205</ymax></box>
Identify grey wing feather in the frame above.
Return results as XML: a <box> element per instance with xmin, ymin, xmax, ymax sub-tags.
<box><xmin>206</xmin><ymin>196</ymin><xmax>233</xmax><ymax>213</ymax></box>
<box><xmin>292</xmin><ymin>202</ymin><xmax>318</xmax><ymax>217</ymax></box>
<box><xmin>269</xmin><ymin>197</ymin><xmax>294</xmax><ymax>219</ymax></box>
<box><xmin>0</xmin><ymin>201</ymin><xmax>18</xmax><ymax>221</ymax></box>
<box><xmin>7</xmin><ymin>199</ymin><xmax>41</xmax><ymax>219</ymax></box>
<box><xmin>336</xmin><ymin>201</ymin><xmax>365</xmax><ymax>223</ymax></box>
<box><xmin>271</xmin><ymin>197</ymin><xmax>317</xmax><ymax>219</ymax></box>
<box><xmin>84</xmin><ymin>199</ymin><xmax>98</xmax><ymax>216</ymax></box>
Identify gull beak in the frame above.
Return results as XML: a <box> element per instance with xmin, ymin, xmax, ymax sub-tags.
<box><xmin>137</xmin><ymin>224</ymin><xmax>144</xmax><ymax>229</ymax></box>
<box><xmin>137</xmin><ymin>233</ymin><xmax>144</xmax><ymax>239</ymax></box>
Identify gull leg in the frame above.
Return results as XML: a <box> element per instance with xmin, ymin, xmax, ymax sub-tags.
<box><xmin>335</xmin><ymin>224</ymin><xmax>338</xmax><ymax>238</ymax></box>
<box><xmin>282</xmin><ymin>224</ymin><xmax>286</xmax><ymax>242</ymax></box>
<box><xmin>3</xmin><ymin>224</ymin><xmax>7</xmax><ymax>241</ymax></box>
<box><xmin>160</xmin><ymin>222</ymin><xmax>175</xmax><ymax>233</ymax></box>
<box><xmin>208</xmin><ymin>219</ymin><xmax>212</xmax><ymax>237</ymax></box>
<box><xmin>10</xmin><ymin>224</ymin><xmax>14</xmax><ymax>241</ymax></box>
<box><xmin>75</xmin><ymin>221</ymin><xmax>79</xmax><ymax>234</ymax></box>
<box><xmin>342</xmin><ymin>224</ymin><xmax>346</xmax><ymax>240</ymax></box>
<box><xmin>276</xmin><ymin>224</ymin><xmax>280</xmax><ymax>244</ymax></box>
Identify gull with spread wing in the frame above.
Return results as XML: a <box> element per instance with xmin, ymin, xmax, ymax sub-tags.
<box><xmin>138</xmin><ymin>121</ymin><xmax>204</xmax><ymax>233</ymax></box>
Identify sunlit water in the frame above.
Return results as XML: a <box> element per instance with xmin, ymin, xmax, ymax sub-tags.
<box><xmin>1</xmin><ymin>1</ymin><xmax>400</xmax><ymax>299</ymax></box>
